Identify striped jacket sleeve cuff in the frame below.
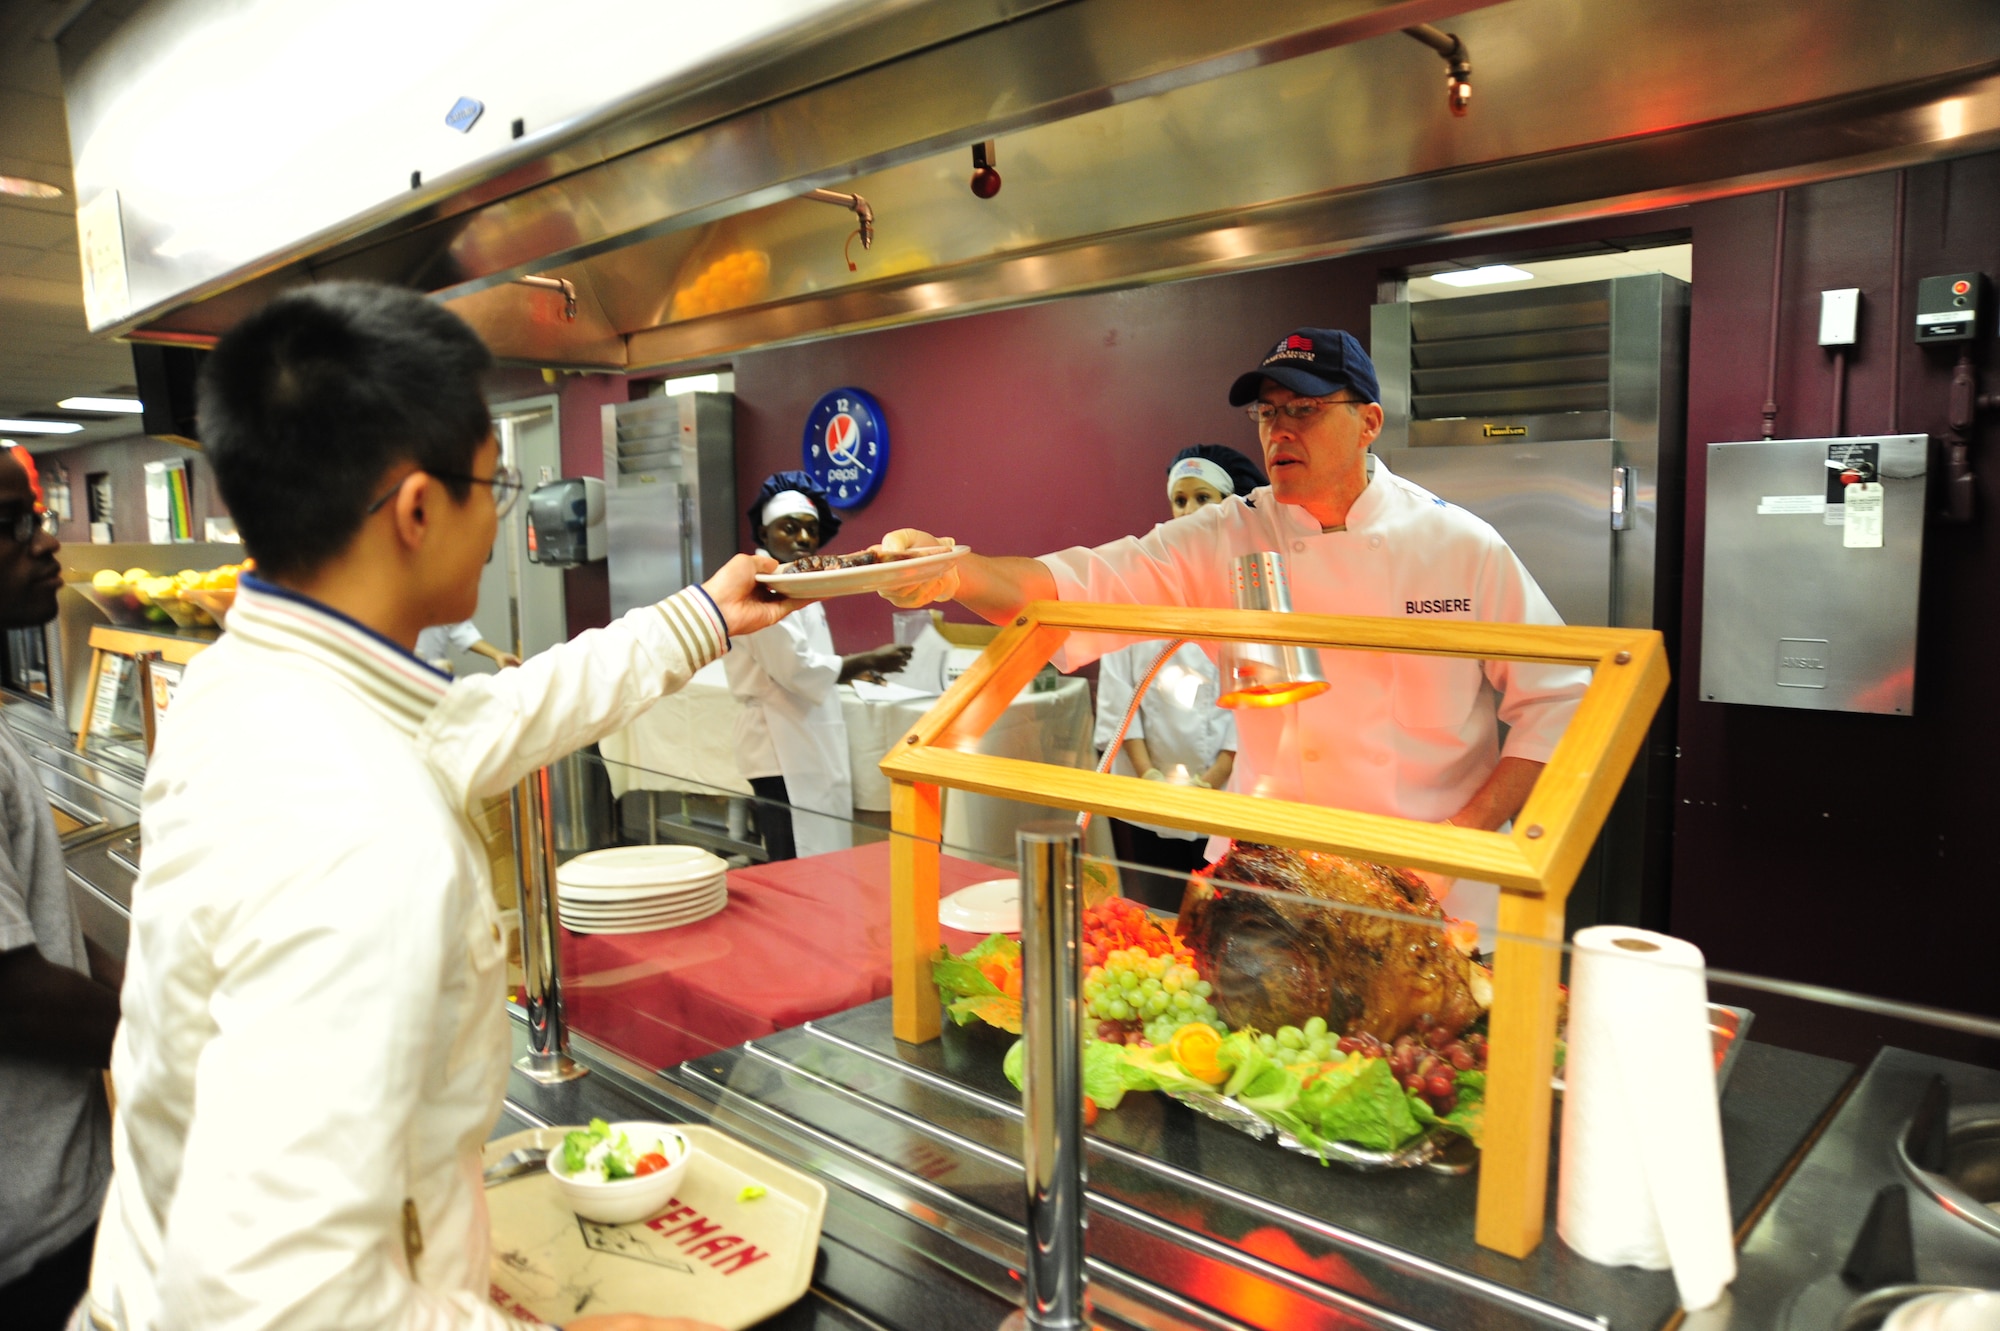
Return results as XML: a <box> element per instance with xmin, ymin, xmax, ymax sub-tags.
<box><xmin>656</xmin><ymin>586</ymin><xmax>730</xmax><ymax>669</ymax></box>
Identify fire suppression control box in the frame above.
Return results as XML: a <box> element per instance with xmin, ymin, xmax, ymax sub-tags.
<box><xmin>1915</xmin><ymin>272</ymin><xmax>1987</xmax><ymax>342</ymax></box>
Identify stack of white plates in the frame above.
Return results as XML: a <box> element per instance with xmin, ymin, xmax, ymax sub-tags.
<box><xmin>555</xmin><ymin>845</ymin><xmax>728</xmax><ymax>936</ymax></box>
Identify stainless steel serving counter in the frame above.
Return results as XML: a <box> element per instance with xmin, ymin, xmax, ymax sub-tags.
<box><xmin>4</xmin><ymin>694</ymin><xmax>145</xmax><ymax>969</ymax></box>
<box><xmin>523</xmin><ymin>996</ymin><xmax>1863</xmax><ymax>1331</ymax></box>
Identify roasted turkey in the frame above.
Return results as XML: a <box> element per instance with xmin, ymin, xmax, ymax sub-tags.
<box><xmin>1179</xmin><ymin>843</ymin><xmax>1485</xmax><ymax>1043</ymax></box>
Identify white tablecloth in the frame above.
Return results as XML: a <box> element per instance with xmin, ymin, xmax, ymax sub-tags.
<box><xmin>597</xmin><ymin>660</ymin><xmax>750</xmax><ymax>798</ymax></box>
<box><xmin>602</xmin><ymin>661</ymin><xmax>1107</xmax><ymax>862</ymax></box>
<box><xmin>842</xmin><ymin>674</ymin><xmax>1105</xmax><ymax>862</ymax></box>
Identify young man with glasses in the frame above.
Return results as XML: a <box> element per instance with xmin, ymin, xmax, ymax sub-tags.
<box><xmin>0</xmin><ymin>448</ymin><xmax>122</xmax><ymax>1331</ymax></box>
<box><xmin>876</xmin><ymin>328</ymin><xmax>1586</xmax><ymax>933</ymax></box>
<box><xmin>85</xmin><ymin>283</ymin><xmax>794</xmax><ymax>1331</ymax></box>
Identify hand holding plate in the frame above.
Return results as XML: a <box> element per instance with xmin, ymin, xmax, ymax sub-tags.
<box><xmin>874</xmin><ymin>528</ymin><xmax>962</xmax><ymax>607</ymax></box>
<box><xmin>701</xmin><ymin>553</ymin><xmax>806</xmax><ymax>636</ymax></box>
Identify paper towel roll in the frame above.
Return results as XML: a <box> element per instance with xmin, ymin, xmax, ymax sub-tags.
<box><xmin>1557</xmin><ymin>926</ymin><xmax>1735</xmax><ymax>1310</ymax></box>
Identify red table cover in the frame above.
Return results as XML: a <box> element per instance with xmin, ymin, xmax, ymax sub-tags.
<box><xmin>560</xmin><ymin>841</ymin><xmax>1007</xmax><ymax>1069</ymax></box>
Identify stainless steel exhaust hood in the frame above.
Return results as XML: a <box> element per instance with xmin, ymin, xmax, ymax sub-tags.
<box><xmin>60</xmin><ymin>0</ymin><xmax>2000</xmax><ymax>370</ymax></box>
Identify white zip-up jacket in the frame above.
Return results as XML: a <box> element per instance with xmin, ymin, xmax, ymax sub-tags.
<box><xmin>86</xmin><ymin>576</ymin><xmax>729</xmax><ymax>1331</ymax></box>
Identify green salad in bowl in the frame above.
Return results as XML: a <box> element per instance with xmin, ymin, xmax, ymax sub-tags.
<box><xmin>560</xmin><ymin>1117</ymin><xmax>680</xmax><ymax>1183</ymax></box>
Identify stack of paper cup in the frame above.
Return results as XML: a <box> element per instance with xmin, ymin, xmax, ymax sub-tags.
<box><xmin>1557</xmin><ymin>926</ymin><xmax>1735</xmax><ymax>1310</ymax></box>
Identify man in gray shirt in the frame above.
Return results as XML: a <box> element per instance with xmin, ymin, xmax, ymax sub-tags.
<box><xmin>0</xmin><ymin>447</ymin><xmax>120</xmax><ymax>1328</ymax></box>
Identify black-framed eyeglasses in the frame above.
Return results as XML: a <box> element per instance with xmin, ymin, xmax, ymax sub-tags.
<box><xmin>366</xmin><ymin>465</ymin><xmax>524</xmax><ymax>520</ymax></box>
<box><xmin>1243</xmin><ymin>396</ymin><xmax>1364</xmax><ymax>427</ymax></box>
<box><xmin>0</xmin><ymin>508</ymin><xmax>58</xmax><ymax>544</ymax></box>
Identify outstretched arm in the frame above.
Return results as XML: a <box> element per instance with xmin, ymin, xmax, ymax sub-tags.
<box><xmin>873</xmin><ymin>528</ymin><xmax>1055</xmax><ymax>624</ymax></box>
<box><xmin>427</xmin><ymin>554</ymin><xmax>806</xmax><ymax>801</ymax></box>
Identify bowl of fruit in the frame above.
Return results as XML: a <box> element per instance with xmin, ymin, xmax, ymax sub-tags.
<box><xmin>546</xmin><ymin>1118</ymin><xmax>692</xmax><ymax>1224</ymax></box>
<box><xmin>178</xmin><ymin>562</ymin><xmax>250</xmax><ymax>624</ymax></box>
<box><xmin>77</xmin><ymin>563</ymin><xmax>250</xmax><ymax>631</ymax></box>
<box><xmin>77</xmin><ymin>568</ymin><xmax>171</xmax><ymax>627</ymax></box>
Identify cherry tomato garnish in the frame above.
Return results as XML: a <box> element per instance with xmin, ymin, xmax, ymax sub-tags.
<box><xmin>633</xmin><ymin>1152</ymin><xmax>670</xmax><ymax>1176</ymax></box>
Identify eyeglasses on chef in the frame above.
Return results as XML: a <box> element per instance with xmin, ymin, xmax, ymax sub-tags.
<box><xmin>0</xmin><ymin>507</ymin><xmax>59</xmax><ymax>544</ymax></box>
<box><xmin>1243</xmin><ymin>396</ymin><xmax>1364</xmax><ymax>427</ymax></box>
<box><xmin>365</xmin><ymin>464</ymin><xmax>524</xmax><ymax>520</ymax></box>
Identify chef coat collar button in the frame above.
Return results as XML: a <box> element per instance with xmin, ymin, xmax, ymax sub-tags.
<box><xmin>1369</xmin><ymin>535</ymin><xmax>1383</xmax><ymax>548</ymax></box>
<box><xmin>1292</xmin><ymin>541</ymin><xmax>1305</xmax><ymax>552</ymax></box>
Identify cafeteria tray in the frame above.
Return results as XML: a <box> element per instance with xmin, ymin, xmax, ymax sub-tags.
<box><xmin>482</xmin><ymin>1124</ymin><xmax>827</xmax><ymax>1330</ymax></box>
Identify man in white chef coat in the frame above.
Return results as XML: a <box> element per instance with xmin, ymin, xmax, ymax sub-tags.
<box><xmin>86</xmin><ymin>283</ymin><xmax>784</xmax><ymax>1331</ymax></box>
<box><xmin>879</xmin><ymin>328</ymin><xmax>1587</xmax><ymax>928</ymax></box>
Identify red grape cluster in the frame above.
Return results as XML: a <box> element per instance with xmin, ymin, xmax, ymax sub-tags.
<box><xmin>1337</xmin><ymin>1027</ymin><xmax>1487</xmax><ymax>1115</ymax></box>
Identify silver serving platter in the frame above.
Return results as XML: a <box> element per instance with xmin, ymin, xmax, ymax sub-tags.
<box><xmin>1165</xmin><ymin>1003</ymin><xmax>1755</xmax><ymax>1172</ymax></box>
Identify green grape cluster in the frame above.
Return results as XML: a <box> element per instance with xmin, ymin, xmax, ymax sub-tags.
<box><xmin>1247</xmin><ymin>1016</ymin><xmax>1338</xmax><ymax>1066</ymax></box>
<box><xmin>1082</xmin><ymin>947</ymin><xmax>1221</xmax><ymax>1046</ymax></box>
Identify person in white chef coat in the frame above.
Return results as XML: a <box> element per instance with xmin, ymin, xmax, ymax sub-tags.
<box><xmin>1094</xmin><ymin>445</ymin><xmax>1263</xmax><ymax>908</ymax></box>
<box><xmin>876</xmin><ymin>328</ymin><xmax>1587</xmax><ymax>935</ymax></box>
<box><xmin>728</xmin><ymin>472</ymin><xmax>911</xmax><ymax>861</ymax></box>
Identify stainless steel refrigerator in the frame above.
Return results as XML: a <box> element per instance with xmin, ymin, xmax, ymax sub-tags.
<box><xmin>602</xmin><ymin>392</ymin><xmax>738</xmax><ymax>617</ymax></box>
<box><xmin>1372</xmin><ymin>273</ymin><xmax>1690</xmax><ymax>931</ymax></box>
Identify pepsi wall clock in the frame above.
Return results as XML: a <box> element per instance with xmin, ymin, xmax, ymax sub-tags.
<box><xmin>802</xmin><ymin>387</ymin><xmax>889</xmax><ymax>509</ymax></box>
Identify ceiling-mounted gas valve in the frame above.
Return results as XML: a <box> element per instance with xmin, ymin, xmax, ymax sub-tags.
<box><xmin>970</xmin><ymin>140</ymin><xmax>1001</xmax><ymax>199</ymax></box>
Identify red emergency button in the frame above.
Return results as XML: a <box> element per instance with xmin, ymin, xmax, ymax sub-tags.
<box><xmin>1953</xmin><ymin>279</ymin><xmax>1972</xmax><ymax>295</ymax></box>
<box><xmin>1841</xmin><ymin>469</ymin><xmax>1864</xmax><ymax>486</ymax></box>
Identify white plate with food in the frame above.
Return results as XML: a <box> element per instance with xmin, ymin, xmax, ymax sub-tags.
<box><xmin>755</xmin><ymin>545</ymin><xmax>968</xmax><ymax>598</ymax></box>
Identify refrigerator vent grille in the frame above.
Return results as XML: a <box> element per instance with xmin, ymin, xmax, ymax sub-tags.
<box><xmin>1408</xmin><ymin>280</ymin><xmax>1612</xmax><ymax>420</ymax></box>
<box><xmin>610</xmin><ymin>397</ymin><xmax>684</xmax><ymax>480</ymax></box>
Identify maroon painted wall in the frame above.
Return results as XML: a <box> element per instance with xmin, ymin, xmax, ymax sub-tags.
<box><xmin>724</xmin><ymin>263</ymin><xmax>1378</xmax><ymax>649</ymax></box>
<box><xmin>1673</xmin><ymin>162</ymin><xmax>2000</xmax><ymax>1023</ymax></box>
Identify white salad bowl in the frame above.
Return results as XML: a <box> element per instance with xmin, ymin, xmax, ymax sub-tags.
<box><xmin>546</xmin><ymin>1121</ymin><xmax>694</xmax><ymax>1224</ymax></box>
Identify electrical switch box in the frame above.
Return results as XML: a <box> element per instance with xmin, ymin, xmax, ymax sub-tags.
<box><xmin>1700</xmin><ymin>434</ymin><xmax>1927</xmax><ymax>715</ymax></box>
<box><xmin>1915</xmin><ymin>272</ymin><xmax>1986</xmax><ymax>342</ymax></box>
<box><xmin>1818</xmin><ymin>288</ymin><xmax>1860</xmax><ymax>346</ymax></box>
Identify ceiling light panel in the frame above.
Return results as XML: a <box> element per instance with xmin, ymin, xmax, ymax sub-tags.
<box><xmin>0</xmin><ymin>175</ymin><xmax>65</xmax><ymax>199</ymax></box>
<box><xmin>57</xmin><ymin>397</ymin><xmax>145</xmax><ymax>412</ymax></box>
<box><xmin>1430</xmin><ymin>265</ymin><xmax>1535</xmax><ymax>287</ymax></box>
<box><xmin>0</xmin><ymin>420</ymin><xmax>85</xmax><ymax>434</ymax></box>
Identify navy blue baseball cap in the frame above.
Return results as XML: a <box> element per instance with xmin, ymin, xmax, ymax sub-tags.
<box><xmin>1227</xmin><ymin>328</ymin><xmax>1381</xmax><ymax>407</ymax></box>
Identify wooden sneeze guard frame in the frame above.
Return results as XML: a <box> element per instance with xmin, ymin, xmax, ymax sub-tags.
<box><xmin>73</xmin><ymin>624</ymin><xmax>212</xmax><ymax>754</ymax></box>
<box><xmin>879</xmin><ymin>601</ymin><xmax>1668</xmax><ymax>1260</ymax></box>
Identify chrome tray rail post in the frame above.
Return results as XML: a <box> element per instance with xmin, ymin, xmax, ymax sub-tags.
<box><xmin>513</xmin><ymin>765</ymin><xmax>584</xmax><ymax>1083</ymax></box>
<box><xmin>1013</xmin><ymin>824</ymin><xmax>1088</xmax><ymax>1330</ymax></box>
